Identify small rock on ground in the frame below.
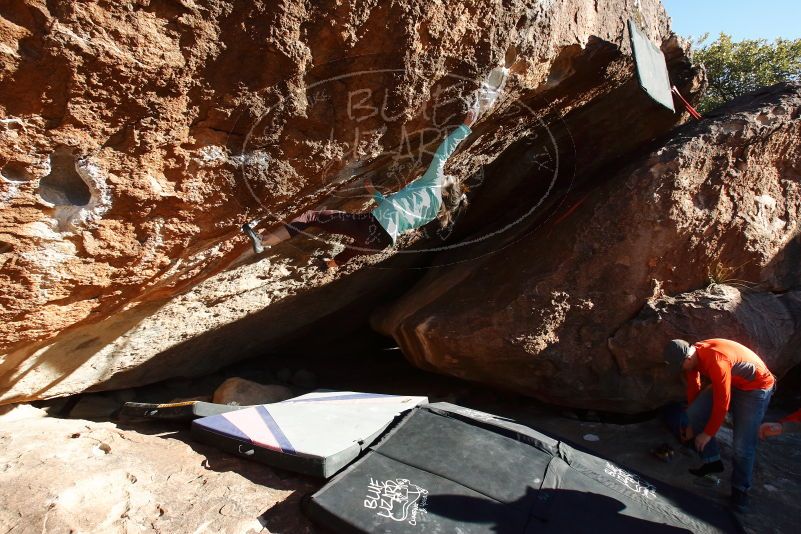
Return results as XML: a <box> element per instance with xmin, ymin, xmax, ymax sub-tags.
<box><xmin>212</xmin><ymin>377</ymin><xmax>295</xmax><ymax>406</ymax></box>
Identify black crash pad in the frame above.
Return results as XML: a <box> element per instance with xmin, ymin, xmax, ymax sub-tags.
<box><xmin>305</xmin><ymin>403</ymin><xmax>742</xmax><ymax>533</ymax></box>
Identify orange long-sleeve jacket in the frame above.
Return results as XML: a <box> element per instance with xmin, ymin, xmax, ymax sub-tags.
<box><xmin>684</xmin><ymin>339</ymin><xmax>775</xmax><ymax>437</ymax></box>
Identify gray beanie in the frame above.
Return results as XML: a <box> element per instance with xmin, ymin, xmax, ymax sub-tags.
<box><xmin>663</xmin><ymin>339</ymin><xmax>692</xmax><ymax>373</ymax></box>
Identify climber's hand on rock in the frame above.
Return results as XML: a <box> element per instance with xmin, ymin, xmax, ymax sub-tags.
<box><xmin>364</xmin><ymin>177</ymin><xmax>377</xmax><ymax>195</ymax></box>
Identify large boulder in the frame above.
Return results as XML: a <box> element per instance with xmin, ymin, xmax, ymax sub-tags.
<box><xmin>373</xmin><ymin>83</ymin><xmax>801</xmax><ymax>413</ymax></box>
<box><xmin>0</xmin><ymin>0</ymin><xmax>699</xmax><ymax>403</ymax></box>
<box><xmin>609</xmin><ymin>284</ymin><xmax>801</xmax><ymax>395</ymax></box>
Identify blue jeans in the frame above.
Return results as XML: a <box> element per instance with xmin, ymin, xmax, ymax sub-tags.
<box><xmin>665</xmin><ymin>386</ymin><xmax>774</xmax><ymax>492</ymax></box>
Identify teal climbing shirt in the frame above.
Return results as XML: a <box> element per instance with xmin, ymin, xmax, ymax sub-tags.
<box><xmin>371</xmin><ymin>124</ymin><xmax>471</xmax><ymax>242</ymax></box>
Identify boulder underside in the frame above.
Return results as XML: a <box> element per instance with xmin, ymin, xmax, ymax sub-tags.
<box><xmin>6</xmin><ymin>1</ymin><xmax>798</xmax><ymax>412</ymax></box>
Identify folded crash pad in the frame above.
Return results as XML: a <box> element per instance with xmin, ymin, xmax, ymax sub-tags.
<box><xmin>629</xmin><ymin>19</ymin><xmax>675</xmax><ymax>112</ymax></box>
<box><xmin>305</xmin><ymin>403</ymin><xmax>742</xmax><ymax>533</ymax></box>
<box><xmin>119</xmin><ymin>400</ymin><xmax>246</xmax><ymax>421</ymax></box>
<box><xmin>191</xmin><ymin>391</ymin><xmax>427</xmax><ymax>478</ymax></box>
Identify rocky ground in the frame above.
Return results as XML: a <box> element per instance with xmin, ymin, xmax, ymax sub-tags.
<box><xmin>2</xmin><ymin>346</ymin><xmax>799</xmax><ymax>533</ymax></box>
<box><xmin>0</xmin><ymin>408</ymin><xmax>317</xmax><ymax>534</ymax></box>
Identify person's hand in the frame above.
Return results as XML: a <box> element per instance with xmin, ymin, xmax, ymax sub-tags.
<box><xmin>364</xmin><ymin>177</ymin><xmax>377</xmax><ymax>195</ymax></box>
<box><xmin>680</xmin><ymin>426</ymin><xmax>694</xmax><ymax>443</ymax></box>
<box><xmin>759</xmin><ymin>422</ymin><xmax>783</xmax><ymax>440</ymax></box>
<box><xmin>694</xmin><ymin>432</ymin><xmax>712</xmax><ymax>452</ymax></box>
<box><xmin>464</xmin><ymin>109</ymin><xmax>476</xmax><ymax>126</ymax></box>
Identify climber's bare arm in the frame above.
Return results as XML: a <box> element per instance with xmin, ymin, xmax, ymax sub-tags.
<box><xmin>463</xmin><ymin>109</ymin><xmax>477</xmax><ymax>127</ymax></box>
<box><xmin>364</xmin><ymin>177</ymin><xmax>377</xmax><ymax>195</ymax></box>
<box><xmin>365</xmin><ymin>113</ymin><xmax>472</xmax><ymax>201</ymax></box>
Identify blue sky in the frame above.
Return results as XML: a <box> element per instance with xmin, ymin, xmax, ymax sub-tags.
<box><xmin>662</xmin><ymin>0</ymin><xmax>801</xmax><ymax>42</ymax></box>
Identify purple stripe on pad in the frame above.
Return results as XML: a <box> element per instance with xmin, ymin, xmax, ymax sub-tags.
<box><xmin>255</xmin><ymin>405</ymin><xmax>296</xmax><ymax>454</ymax></box>
<box><xmin>284</xmin><ymin>393</ymin><xmax>397</xmax><ymax>403</ymax></box>
<box><xmin>195</xmin><ymin>414</ymin><xmax>252</xmax><ymax>443</ymax></box>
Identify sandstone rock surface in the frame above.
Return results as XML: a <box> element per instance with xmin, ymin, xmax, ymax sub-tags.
<box><xmin>609</xmin><ymin>284</ymin><xmax>801</xmax><ymax>397</ymax></box>
<box><xmin>373</xmin><ymin>83</ymin><xmax>801</xmax><ymax>412</ymax></box>
<box><xmin>0</xmin><ymin>0</ymin><xmax>699</xmax><ymax>403</ymax></box>
<box><xmin>0</xmin><ymin>409</ymin><xmax>317</xmax><ymax>533</ymax></box>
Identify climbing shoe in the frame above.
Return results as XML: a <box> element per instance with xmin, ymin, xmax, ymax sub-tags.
<box><xmin>689</xmin><ymin>460</ymin><xmax>724</xmax><ymax>477</ymax></box>
<box><xmin>242</xmin><ymin>222</ymin><xmax>265</xmax><ymax>254</ymax></box>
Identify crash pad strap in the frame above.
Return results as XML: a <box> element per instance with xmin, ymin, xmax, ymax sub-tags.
<box><xmin>671</xmin><ymin>86</ymin><xmax>703</xmax><ymax>120</ymax></box>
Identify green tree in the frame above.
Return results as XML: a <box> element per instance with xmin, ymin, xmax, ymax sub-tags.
<box><xmin>692</xmin><ymin>33</ymin><xmax>801</xmax><ymax>113</ymax></box>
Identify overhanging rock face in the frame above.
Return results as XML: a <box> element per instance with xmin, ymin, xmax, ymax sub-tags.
<box><xmin>0</xmin><ymin>0</ymin><xmax>698</xmax><ymax>403</ymax></box>
<box><xmin>373</xmin><ymin>83</ymin><xmax>801</xmax><ymax>413</ymax></box>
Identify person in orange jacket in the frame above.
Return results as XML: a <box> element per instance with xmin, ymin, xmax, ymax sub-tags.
<box><xmin>664</xmin><ymin>338</ymin><xmax>775</xmax><ymax>513</ymax></box>
<box><xmin>759</xmin><ymin>408</ymin><xmax>801</xmax><ymax>438</ymax></box>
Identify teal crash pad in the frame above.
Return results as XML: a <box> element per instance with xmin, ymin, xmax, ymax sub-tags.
<box><xmin>628</xmin><ymin>19</ymin><xmax>675</xmax><ymax>112</ymax></box>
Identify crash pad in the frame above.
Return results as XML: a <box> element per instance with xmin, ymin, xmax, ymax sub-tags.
<box><xmin>191</xmin><ymin>391</ymin><xmax>427</xmax><ymax>478</ymax></box>
<box><xmin>629</xmin><ymin>19</ymin><xmax>675</xmax><ymax>112</ymax></box>
<box><xmin>305</xmin><ymin>403</ymin><xmax>743</xmax><ymax>533</ymax></box>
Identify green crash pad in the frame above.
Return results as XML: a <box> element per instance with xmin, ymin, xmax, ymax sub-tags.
<box><xmin>629</xmin><ymin>19</ymin><xmax>675</xmax><ymax>112</ymax></box>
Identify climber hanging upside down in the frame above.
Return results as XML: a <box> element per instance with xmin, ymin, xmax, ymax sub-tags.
<box><xmin>252</xmin><ymin>109</ymin><xmax>476</xmax><ymax>270</ymax></box>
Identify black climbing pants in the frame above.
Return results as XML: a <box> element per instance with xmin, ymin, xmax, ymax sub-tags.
<box><xmin>284</xmin><ymin>210</ymin><xmax>392</xmax><ymax>264</ymax></box>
